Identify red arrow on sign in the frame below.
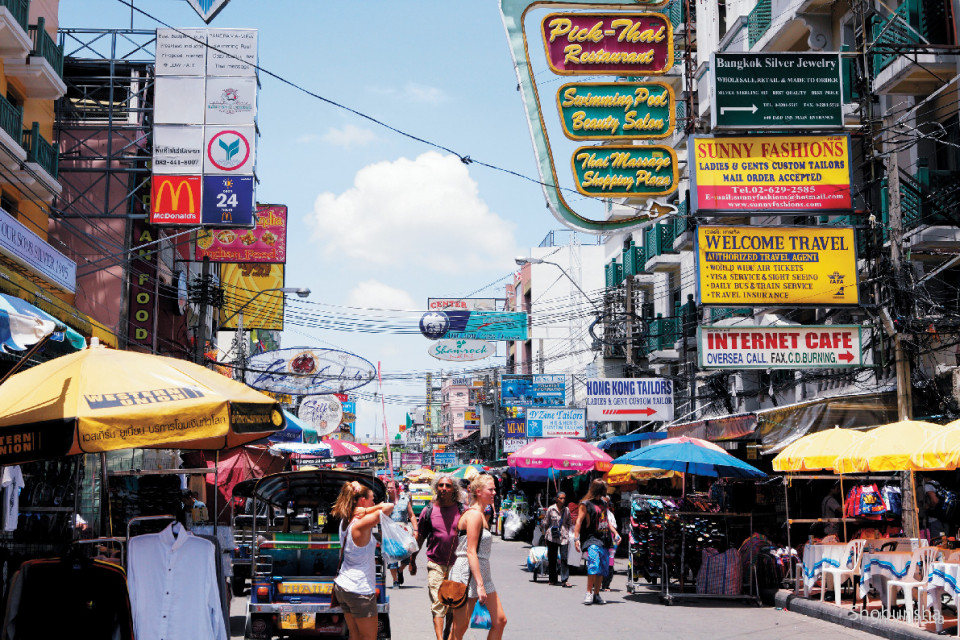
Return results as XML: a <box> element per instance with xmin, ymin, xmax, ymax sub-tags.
<box><xmin>602</xmin><ymin>408</ymin><xmax>657</xmax><ymax>416</ymax></box>
<box><xmin>838</xmin><ymin>352</ymin><xmax>855</xmax><ymax>363</ymax></box>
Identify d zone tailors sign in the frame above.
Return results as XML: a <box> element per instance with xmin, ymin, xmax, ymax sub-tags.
<box><xmin>699</xmin><ymin>325</ymin><xmax>863</xmax><ymax>369</ymax></box>
<box><xmin>585</xmin><ymin>379</ymin><xmax>674</xmax><ymax>422</ymax></box>
<box><xmin>526</xmin><ymin>408</ymin><xmax>586</xmax><ymax>438</ymax></box>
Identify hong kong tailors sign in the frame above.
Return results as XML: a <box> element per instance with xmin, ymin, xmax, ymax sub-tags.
<box><xmin>585</xmin><ymin>378</ymin><xmax>674</xmax><ymax>422</ymax></box>
<box><xmin>690</xmin><ymin>134</ymin><xmax>853</xmax><ymax>214</ymax></box>
<box><xmin>572</xmin><ymin>145</ymin><xmax>677</xmax><ymax>196</ymax></box>
<box><xmin>699</xmin><ymin>325</ymin><xmax>863</xmax><ymax>369</ymax></box>
<box><xmin>696</xmin><ymin>226</ymin><xmax>859</xmax><ymax>306</ymax></box>
<box><xmin>541</xmin><ymin>13</ymin><xmax>673</xmax><ymax>75</ymax></box>
<box><xmin>557</xmin><ymin>82</ymin><xmax>674</xmax><ymax>140</ymax></box>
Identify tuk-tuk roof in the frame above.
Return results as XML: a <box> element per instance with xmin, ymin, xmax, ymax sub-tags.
<box><xmin>234</xmin><ymin>469</ymin><xmax>387</xmax><ymax>509</ymax></box>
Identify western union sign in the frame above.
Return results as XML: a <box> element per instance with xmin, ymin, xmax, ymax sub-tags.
<box><xmin>151</xmin><ymin>175</ymin><xmax>202</xmax><ymax>225</ymax></box>
<box><xmin>695</xmin><ymin>225</ymin><xmax>859</xmax><ymax>306</ymax></box>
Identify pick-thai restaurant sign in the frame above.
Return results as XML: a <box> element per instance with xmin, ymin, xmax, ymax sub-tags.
<box><xmin>556</xmin><ymin>82</ymin><xmax>674</xmax><ymax>140</ymax></box>
<box><xmin>696</xmin><ymin>226</ymin><xmax>859</xmax><ymax>306</ymax></box>
<box><xmin>245</xmin><ymin>347</ymin><xmax>376</xmax><ymax>395</ymax></box>
<box><xmin>699</xmin><ymin>325</ymin><xmax>863</xmax><ymax>369</ymax></box>
<box><xmin>541</xmin><ymin>13</ymin><xmax>673</xmax><ymax>75</ymax></box>
<box><xmin>526</xmin><ymin>408</ymin><xmax>586</xmax><ymax>438</ymax></box>
<box><xmin>572</xmin><ymin>145</ymin><xmax>678</xmax><ymax>197</ymax></box>
<box><xmin>585</xmin><ymin>378</ymin><xmax>674</xmax><ymax>422</ymax></box>
<box><xmin>428</xmin><ymin>339</ymin><xmax>493</xmax><ymax>362</ymax></box>
<box><xmin>196</xmin><ymin>204</ymin><xmax>287</xmax><ymax>263</ymax></box>
<box><xmin>690</xmin><ymin>134</ymin><xmax>853</xmax><ymax>214</ymax></box>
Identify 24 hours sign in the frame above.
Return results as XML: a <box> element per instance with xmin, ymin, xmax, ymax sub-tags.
<box><xmin>585</xmin><ymin>378</ymin><xmax>674</xmax><ymax>422</ymax></box>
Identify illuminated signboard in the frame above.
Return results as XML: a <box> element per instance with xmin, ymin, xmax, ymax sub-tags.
<box><xmin>541</xmin><ymin>13</ymin><xmax>673</xmax><ymax>75</ymax></box>
<box><xmin>699</xmin><ymin>325</ymin><xmax>863</xmax><ymax>369</ymax></box>
<box><xmin>571</xmin><ymin>145</ymin><xmax>678</xmax><ymax>197</ymax></box>
<box><xmin>556</xmin><ymin>82</ymin><xmax>674</xmax><ymax>140</ymax></box>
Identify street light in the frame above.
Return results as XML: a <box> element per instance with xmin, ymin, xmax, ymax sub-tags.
<box><xmin>514</xmin><ymin>256</ymin><xmax>597</xmax><ymax>308</ymax></box>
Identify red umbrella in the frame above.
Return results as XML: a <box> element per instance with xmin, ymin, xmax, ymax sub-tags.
<box><xmin>508</xmin><ymin>438</ymin><xmax>613</xmax><ymax>480</ymax></box>
<box><xmin>320</xmin><ymin>439</ymin><xmax>376</xmax><ymax>463</ymax></box>
<box><xmin>657</xmin><ymin>436</ymin><xmax>726</xmax><ymax>453</ymax></box>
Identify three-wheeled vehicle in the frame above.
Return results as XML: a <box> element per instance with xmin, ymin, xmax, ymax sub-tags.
<box><xmin>235</xmin><ymin>470</ymin><xmax>391</xmax><ymax>639</ymax></box>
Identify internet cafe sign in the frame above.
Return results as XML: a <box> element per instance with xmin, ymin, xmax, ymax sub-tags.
<box><xmin>699</xmin><ymin>325</ymin><xmax>863</xmax><ymax>369</ymax></box>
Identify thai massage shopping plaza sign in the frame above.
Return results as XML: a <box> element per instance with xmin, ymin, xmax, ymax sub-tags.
<box><xmin>695</xmin><ymin>226</ymin><xmax>859</xmax><ymax>306</ymax></box>
<box><xmin>699</xmin><ymin>325</ymin><xmax>863</xmax><ymax>369</ymax></box>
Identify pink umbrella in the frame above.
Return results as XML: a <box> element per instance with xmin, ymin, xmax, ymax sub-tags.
<box><xmin>319</xmin><ymin>439</ymin><xmax>376</xmax><ymax>463</ymax></box>
<box><xmin>508</xmin><ymin>438</ymin><xmax>613</xmax><ymax>478</ymax></box>
<box><xmin>657</xmin><ymin>436</ymin><xmax>726</xmax><ymax>453</ymax></box>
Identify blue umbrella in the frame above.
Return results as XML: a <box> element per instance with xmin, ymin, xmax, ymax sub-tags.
<box><xmin>269</xmin><ymin>410</ymin><xmax>319</xmax><ymax>443</ymax></box>
<box><xmin>614</xmin><ymin>441</ymin><xmax>766</xmax><ymax>479</ymax></box>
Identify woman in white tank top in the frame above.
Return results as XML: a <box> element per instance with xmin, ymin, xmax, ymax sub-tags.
<box><xmin>331</xmin><ymin>481</ymin><xmax>394</xmax><ymax>640</ymax></box>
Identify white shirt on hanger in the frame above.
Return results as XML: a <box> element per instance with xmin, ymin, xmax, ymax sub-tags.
<box><xmin>128</xmin><ymin>521</ymin><xmax>227</xmax><ymax>640</ymax></box>
<box><xmin>1</xmin><ymin>465</ymin><xmax>24</xmax><ymax>532</ymax></box>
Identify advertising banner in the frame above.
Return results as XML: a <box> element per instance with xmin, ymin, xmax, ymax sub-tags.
<box><xmin>154</xmin><ymin>77</ymin><xmax>206</xmax><ymax>124</ymax></box>
<box><xmin>444</xmin><ymin>311</ymin><xmax>528</xmax><ymax>341</ymax></box>
<box><xmin>433</xmin><ymin>451</ymin><xmax>457</xmax><ymax>466</ymax></box>
<box><xmin>571</xmin><ymin>145</ymin><xmax>678</xmax><ymax>197</ymax></box>
<box><xmin>500</xmin><ymin>374</ymin><xmax>566</xmax><ymax>407</ymax></box>
<box><xmin>699</xmin><ymin>325</ymin><xmax>863</xmax><ymax>369</ymax></box>
<box><xmin>153</xmin><ymin>125</ymin><xmax>204</xmax><ymax>174</ymax></box>
<box><xmin>696</xmin><ymin>225</ymin><xmax>859</xmax><ymax>306</ymax></box>
<box><xmin>541</xmin><ymin>13</ymin><xmax>673</xmax><ymax>75</ymax></box>
<box><xmin>151</xmin><ymin>175</ymin><xmax>202</xmax><ymax>224</ymax></box>
<box><xmin>244</xmin><ymin>347</ymin><xmax>376</xmax><ymax>395</ymax></box>
<box><xmin>503</xmin><ymin>438</ymin><xmax>529</xmax><ymax>454</ymax></box>
<box><xmin>340</xmin><ymin>400</ymin><xmax>356</xmax><ymax>435</ymax></box>
<box><xmin>196</xmin><ymin>204</ymin><xmax>287</xmax><ymax>263</ymax></box>
<box><xmin>204</xmin><ymin>126</ymin><xmax>256</xmax><ymax>174</ymax></box>
<box><xmin>556</xmin><ymin>82</ymin><xmax>674</xmax><ymax>140</ymax></box>
<box><xmin>298</xmin><ymin>395</ymin><xmax>343</xmax><ymax>437</ymax></box>
<box><xmin>401</xmin><ymin>453</ymin><xmax>423</xmax><ymax>467</ymax></box>
<box><xmin>219</xmin><ymin>263</ymin><xmax>284</xmax><ymax>330</ymax></box>
<box><xmin>428</xmin><ymin>339</ymin><xmax>494</xmax><ymax>362</ymax></box>
<box><xmin>464</xmin><ymin>410</ymin><xmax>479</xmax><ymax>430</ymax></box>
<box><xmin>206</xmin><ymin>29</ymin><xmax>258</xmax><ymax>76</ymax></box>
<box><xmin>201</xmin><ymin>175</ymin><xmax>255</xmax><ymax>226</ymax></box>
<box><xmin>712</xmin><ymin>53</ymin><xmax>843</xmax><ymax>129</ymax></box>
<box><xmin>585</xmin><ymin>378</ymin><xmax>674</xmax><ymax>422</ymax></box>
<box><xmin>155</xmin><ymin>28</ymin><xmax>207</xmax><ymax>75</ymax></box>
<box><xmin>0</xmin><ymin>207</ymin><xmax>76</xmax><ymax>294</ymax></box>
<box><xmin>205</xmin><ymin>76</ymin><xmax>257</xmax><ymax>124</ymax></box>
<box><xmin>526</xmin><ymin>408</ymin><xmax>586</xmax><ymax>438</ymax></box>
<box><xmin>504</xmin><ymin>418</ymin><xmax>526</xmax><ymax>438</ymax></box>
<box><xmin>427</xmin><ymin>298</ymin><xmax>499</xmax><ymax>311</ymax></box>
<box><xmin>690</xmin><ymin>134</ymin><xmax>852</xmax><ymax>213</ymax></box>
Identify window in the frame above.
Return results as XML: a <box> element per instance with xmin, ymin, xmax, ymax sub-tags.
<box><xmin>0</xmin><ymin>193</ymin><xmax>17</xmax><ymax>216</ymax></box>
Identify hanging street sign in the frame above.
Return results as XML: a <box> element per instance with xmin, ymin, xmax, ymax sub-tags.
<box><xmin>428</xmin><ymin>339</ymin><xmax>494</xmax><ymax>362</ymax></box>
<box><xmin>711</xmin><ymin>53</ymin><xmax>844</xmax><ymax>130</ymax></box>
<box><xmin>245</xmin><ymin>347</ymin><xmax>377</xmax><ymax>395</ymax></box>
<box><xmin>204</xmin><ymin>126</ymin><xmax>255</xmax><ymax>174</ymax></box>
<box><xmin>572</xmin><ymin>145</ymin><xmax>678</xmax><ymax>197</ymax></box>
<box><xmin>541</xmin><ymin>13</ymin><xmax>673</xmax><ymax>75</ymax></box>
<box><xmin>298</xmin><ymin>395</ymin><xmax>343</xmax><ymax>438</ymax></box>
<box><xmin>186</xmin><ymin>0</ymin><xmax>233</xmax><ymax>23</ymax></box>
<box><xmin>698</xmin><ymin>325</ymin><xmax>863</xmax><ymax>369</ymax></box>
<box><xmin>585</xmin><ymin>378</ymin><xmax>674</xmax><ymax>422</ymax></box>
<box><xmin>695</xmin><ymin>225</ymin><xmax>860</xmax><ymax>306</ymax></box>
<box><xmin>444</xmin><ymin>311</ymin><xmax>528</xmax><ymax>341</ymax></box>
<box><xmin>151</xmin><ymin>175</ymin><xmax>202</xmax><ymax>224</ymax></box>
<box><xmin>201</xmin><ymin>175</ymin><xmax>255</xmax><ymax>226</ymax></box>
<box><xmin>526</xmin><ymin>408</ymin><xmax>586</xmax><ymax>438</ymax></box>
<box><xmin>556</xmin><ymin>82</ymin><xmax>674</xmax><ymax>140</ymax></box>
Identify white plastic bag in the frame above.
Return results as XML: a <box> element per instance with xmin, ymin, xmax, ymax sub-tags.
<box><xmin>503</xmin><ymin>511</ymin><xmax>523</xmax><ymax>540</ymax></box>
<box><xmin>379</xmin><ymin>513</ymin><xmax>419</xmax><ymax>564</ymax></box>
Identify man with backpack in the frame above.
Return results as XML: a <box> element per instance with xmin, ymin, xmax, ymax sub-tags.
<box><xmin>922</xmin><ymin>476</ymin><xmax>950</xmax><ymax>539</ymax></box>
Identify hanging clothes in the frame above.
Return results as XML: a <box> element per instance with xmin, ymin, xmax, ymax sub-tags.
<box><xmin>1</xmin><ymin>466</ymin><xmax>24</xmax><ymax>531</ymax></box>
<box><xmin>2</xmin><ymin>556</ymin><xmax>133</xmax><ymax>640</ymax></box>
<box><xmin>128</xmin><ymin>522</ymin><xmax>227</xmax><ymax>640</ymax></box>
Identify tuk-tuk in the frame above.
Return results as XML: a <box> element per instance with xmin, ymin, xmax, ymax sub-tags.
<box><xmin>235</xmin><ymin>470</ymin><xmax>391</xmax><ymax>639</ymax></box>
<box><xmin>408</xmin><ymin>483</ymin><xmax>433</xmax><ymax>517</ymax></box>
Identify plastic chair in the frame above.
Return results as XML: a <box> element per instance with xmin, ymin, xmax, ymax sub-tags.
<box><xmin>821</xmin><ymin>539</ymin><xmax>867</xmax><ymax>606</ymax></box>
<box><xmin>885</xmin><ymin>546</ymin><xmax>941</xmax><ymax>624</ymax></box>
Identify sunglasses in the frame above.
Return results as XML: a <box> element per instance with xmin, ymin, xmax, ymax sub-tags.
<box><xmin>437</xmin><ymin>483</ymin><xmax>455</xmax><ymax>489</ymax></box>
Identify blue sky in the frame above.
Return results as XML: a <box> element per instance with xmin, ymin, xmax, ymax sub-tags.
<box><xmin>60</xmin><ymin>0</ymin><xmax>570</xmax><ymax>441</ymax></box>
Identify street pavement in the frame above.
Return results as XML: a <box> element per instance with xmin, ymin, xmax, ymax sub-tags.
<box><xmin>230</xmin><ymin>535</ymin><xmax>883</xmax><ymax>639</ymax></box>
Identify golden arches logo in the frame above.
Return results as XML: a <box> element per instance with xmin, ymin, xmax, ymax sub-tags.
<box><xmin>154</xmin><ymin>177</ymin><xmax>198</xmax><ymax>213</ymax></box>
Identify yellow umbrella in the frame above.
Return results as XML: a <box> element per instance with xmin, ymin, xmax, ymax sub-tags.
<box><xmin>405</xmin><ymin>467</ymin><xmax>435</xmax><ymax>481</ymax></box>
<box><xmin>604</xmin><ymin>463</ymin><xmax>676</xmax><ymax>486</ymax></box>
<box><xmin>0</xmin><ymin>344</ymin><xmax>283</xmax><ymax>464</ymax></box>
<box><xmin>908</xmin><ymin>419</ymin><xmax>960</xmax><ymax>470</ymax></box>
<box><xmin>772</xmin><ymin>427</ymin><xmax>868</xmax><ymax>472</ymax></box>
<box><xmin>833</xmin><ymin>420</ymin><xmax>944</xmax><ymax>473</ymax></box>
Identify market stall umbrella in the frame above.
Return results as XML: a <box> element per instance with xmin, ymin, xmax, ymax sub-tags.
<box><xmin>0</xmin><ymin>344</ymin><xmax>284</xmax><ymax>464</ymax></box>
<box><xmin>405</xmin><ymin>467</ymin><xmax>435</xmax><ymax>481</ymax></box>
<box><xmin>319</xmin><ymin>439</ymin><xmax>376</xmax><ymax>463</ymax></box>
<box><xmin>908</xmin><ymin>419</ymin><xmax>960</xmax><ymax>470</ymax></box>
<box><xmin>267</xmin><ymin>410</ymin><xmax>318</xmax><ymax>444</ymax></box>
<box><xmin>657</xmin><ymin>436</ymin><xmax>726</xmax><ymax>453</ymax></box>
<box><xmin>772</xmin><ymin>427</ymin><xmax>869</xmax><ymax>472</ymax></box>
<box><xmin>832</xmin><ymin>420</ymin><xmax>943</xmax><ymax>473</ymax></box>
<box><xmin>442</xmin><ymin>464</ymin><xmax>487</xmax><ymax>481</ymax></box>
<box><xmin>507</xmin><ymin>438</ymin><xmax>613</xmax><ymax>481</ymax></box>
<box><xmin>268</xmin><ymin>442</ymin><xmax>333</xmax><ymax>457</ymax></box>
<box><xmin>604</xmin><ymin>463</ymin><xmax>676</xmax><ymax>486</ymax></box>
<box><xmin>614</xmin><ymin>440</ymin><xmax>766</xmax><ymax>479</ymax></box>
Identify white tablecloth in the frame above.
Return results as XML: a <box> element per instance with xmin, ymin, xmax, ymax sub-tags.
<box><xmin>802</xmin><ymin>543</ymin><xmax>853</xmax><ymax>597</ymax></box>
<box><xmin>863</xmin><ymin>538</ymin><xmax>923</xmax><ymax>553</ymax></box>
<box><xmin>859</xmin><ymin>551</ymin><xmax>913</xmax><ymax>604</ymax></box>
<box><xmin>926</xmin><ymin>562</ymin><xmax>960</xmax><ymax>633</ymax></box>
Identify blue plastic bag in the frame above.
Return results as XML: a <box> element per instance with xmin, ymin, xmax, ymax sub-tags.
<box><xmin>470</xmin><ymin>603</ymin><xmax>492</xmax><ymax>630</ymax></box>
<box><xmin>379</xmin><ymin>513</ymin><xmax>418</xmax><ymax>565</ymax></box>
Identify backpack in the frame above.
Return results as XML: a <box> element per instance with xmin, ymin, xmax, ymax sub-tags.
<box><xmin>928</xmin><ymin>481</ymin><xmax>959</xmax><ymax>523</ymax></box>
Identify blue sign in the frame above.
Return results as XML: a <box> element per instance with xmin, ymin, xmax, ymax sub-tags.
<box><xmin>504</xmin><ymin>418</ymin><xmax>526</xmax><ymax>438</ymax></box>
<box><xmin>500</xmin><ymin>374</ymin><xmax>566</xmax><ymax>407</ymax></box>
<box><xmin>433</xmin><ymin>451</ymin><xmax>457</xmax><ymax>466</ymax></box>
<box><xmin>420</xmin><ymin>311</ymin><xmax>450</xmax><ymax>340</ymax></box>
<box><xmin>202</xmin><ymin>175</ymin><xmax>254</xmax><ymax>227</ymax></box>
<box><xmin>444</xmin><ymin>311</ymin><xmax>528</xmax><ymax>341</ymax></box>
<box><xmin>341</xmin><ymin>400</ymin><xmax>357</xmax><ymax>435</ymax></box>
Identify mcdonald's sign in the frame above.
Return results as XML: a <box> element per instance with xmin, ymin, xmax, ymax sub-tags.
<box><xmin>150</xmin><ymin>175</ymin><xmax>202</xmax><ymax>224</ymax></box>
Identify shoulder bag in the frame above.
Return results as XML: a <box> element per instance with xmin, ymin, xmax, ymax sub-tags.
<box><xmin>438</xmin><ymin>579</ymin><xmax>468</xmax><ymax>608</ymax></box>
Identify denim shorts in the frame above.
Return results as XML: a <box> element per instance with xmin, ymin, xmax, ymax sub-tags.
<box><xmin>586</xmin><ymin>544</ymin><xmax>610</xmax><ymax>577</ymax></box>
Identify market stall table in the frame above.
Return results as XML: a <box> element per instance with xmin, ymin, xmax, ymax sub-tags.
<box><xmin>926</xmin><ymin>562</ymin><xmax>960</xmax><ymax>634</ymax></box>
<box><xmin>802</xmin><ymin>543</ymin><xmax>854</xmax><ymax>597</ymax></box>
<box><xmin>859</xmin><ymin>551</ymin><xmax>914</xmax><ymax>607</ymax></box>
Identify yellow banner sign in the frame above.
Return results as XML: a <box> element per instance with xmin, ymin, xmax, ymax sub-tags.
<box><xmin>277</xmin><ymin>582</ymin><xmax>333</xmax><ymax>595</ymax></box>
<box><xmin>220</xmin><ymin>263</ymin><xmax>285</xmax><ymax>330</ymax></box>
<box><xmin>696</xmin><ymin>226</ymin><xmax>859</xmax><ymax>306</ymax></box>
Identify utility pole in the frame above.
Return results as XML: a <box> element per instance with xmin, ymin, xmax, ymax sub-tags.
<box><xmin>194</xmin><ymin>256</ymin><xmax>211</xmax><ymax>365</ymax></box>
<box><xmin>493</xmin><ymin>368</ymin><xmax>501</xmax><ymax>460</ymax></box>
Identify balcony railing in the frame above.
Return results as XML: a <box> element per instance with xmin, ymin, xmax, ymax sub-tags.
<box><xmin>886</xmin><ymin>165</ymin><xmax>960</xmax><ymax>232</ymax></box>
<box><xmin>605</xmin><ymin>260</ymin><xmax>624</xmax><ymax>289</ymax></box>
<box><xmin>675</xmin><ymin>99</ymin><xmax>686</xmax><ymax>133</ymax></box>
<box><xmin>872</xmin><ymin>0</ymin><xmax>953</xmax><ymax>75</ymax></box>
<box><xmin>644</xmin><ymin>221</ymin><xmax>679</xmax><ymax>262</ymax></box>
<box><xmin>667</xmin><ymin>0</ymin><xmax>685</xmax><ymax>29</ymax></box>
<box><xmin>0</xmin><ymin>93</ymin><xmax>22</xmax><ymax>143</ymax></box>
<box><xmin>28</xmin><ymin>17</ymin><xmax>63</xmax><ymax>77</ymax></box>
<box><xmin>0</xmin><ymin>0</ymin><xmax>28</xmax><ymax>32</ymax></box>
<box><xmin>643</xmin><ymin>314</ymin><xmax>680</xmax><ymax>354</ymax></box>
<box><xmin>22</xmin><ymin>121</ymin><xmax>57</xmax><ymax>178</ymax></box>
<box><xmin>710</xmin><ymin>307</ymin><xmax>752</xmax><ymax>322</ymax></box>
<box><xmin>747</xmin><ymin>0</ymin><xmax>772</xmax><ymax>48</ymax></box>
<box><xmin>672</xmin><ymin>198</ymin><xmax>690</xmax><ymax>237</ymax></box>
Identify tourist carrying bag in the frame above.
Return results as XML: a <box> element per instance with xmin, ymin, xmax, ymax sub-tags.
<box><xmin>437</xmin><ymin>579</ymin><xmax>468</xmax><ymax>608</ymax></box>
<box><xmin>379</xmin><ymin>512</ymin><xmax>419</xmax><ymax>565</ymax></box>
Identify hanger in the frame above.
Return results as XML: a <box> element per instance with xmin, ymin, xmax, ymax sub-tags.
<box><xmin>171</xmin><ymin>521</ymin><xmax>183</xmax><ymax>539</ymax></box>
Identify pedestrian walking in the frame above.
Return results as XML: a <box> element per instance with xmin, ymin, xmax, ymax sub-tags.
<box><xmin>573</xmin><ymin>478</ymin><xmax>613</xmax><ymax>605</ymax></box>
<box><xmin>450</xmin><ymin>474</ymin><xmax>507</xmax><ymax>640</ymax></box>
<box><xmin>331</xmin><ymin>481</ymin><xmax>394</xmax><ymax>640</ymax></box>
<box><xmin>600</xmin><ymin>496</ymin><xmax>621</xmax><ymax>592</ymax></box>
<box><xmin>541</xmin><ymin>491</ymin><xmax>572</xmax><ymax>587</ymax></box>
<box><xmin>385</xmin><ymin>479</ymin><xmax>417</xmax><ymax>588</ymax></box>
<box><xmin>409</xmin><ymin>474</ymin><xmax>467</xmax><ymax>640</ymax></box>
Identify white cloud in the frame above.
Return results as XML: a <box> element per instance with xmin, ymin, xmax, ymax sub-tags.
<box><xmin>296</xmin><ymin>133</ymin><xmax>320</xmax><ymax>144</ymax></box>
<box><xmin>368</xmin><ymin>82</ymin><xmax>450</xmax><ymax>104</ymax></box>
<box><xmin>345</xmin><ymin>280</ymin><xmax>417</xmax><ymax>311</ymax></box>
<box><xmin>310</xmin><ymin>152</ymin><xmax>517</xmax><ymax>273</ymax></box>
<box><xmin>321</xmin><ymin>124</ymin><xmax>378</xmax><ymax>148</ymax></box>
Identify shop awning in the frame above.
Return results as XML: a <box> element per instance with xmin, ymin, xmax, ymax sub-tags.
<box><xmin>667</xmin><ymin>413</ymin><xmax>757</xmax><ymax>442</ymax></box>
<box><xmin>0</xmin><ymin>292</ymin><xmax>85</xmax><ymax>351</ymax></box>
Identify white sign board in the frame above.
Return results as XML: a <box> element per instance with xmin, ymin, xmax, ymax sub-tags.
<box><xmin>0</xmin><ymin>206</ymin><xmax>76</xmax><ymax>293</ymax></box>
<box><xmin>205</xmin><ymin>76</ymin><xmax>257</xmax><ymax>124</ymax></box>
<box><xmin>699</xmin><ymin>325</ymin><xmax>863</xmax><ymax>369</ymax></box>
<box><xmin>154</xmin><ymin>77</ymin><xmax>206</xmax><ymax>124</ymax></box>
<box><xmin>585</xmin><ymin>379</ymin><xmax>674</xmax><ymax>422</ymax></box>
<box><xmin>526</xmin><ymin>408</ymin><xmax>586</xmax><ymax>438</ymax></box>
<box><xmin>428</xmin><ymin>339</ymin><xmax>494</xmax><ymax>362</ymax></box>
<box><xmin>204</xmin><ymin>125</ymin><xmax>255</xmax><ymax>174</ymax></box>
<box><xmin>298</xmin><ymin>395</ymin><xmax>343</xmax><ymax>438</ymax></box>
<box><xmin>153</xmin><ymin>125</ymin><xmax>204</xmax><ymax>174</ymax></box>
<box><xmin>206</xmin><ymin>29</ymin><xmax>258</xmax><ymax>76</ymax></box>
<box><xmin>503</xmin><ymin>438</ymin><xmax>528</xmax><ymax>453</ymax></box>
<box><xmin>427</xmin><ymin>298</ymin><xmax>498</xmax><ymax>311</ymax></box>
<box><xmin>155</xmin><ymin>28</ymin><xmax>207</xmax><ymax>76</ymax></box>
